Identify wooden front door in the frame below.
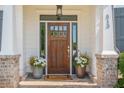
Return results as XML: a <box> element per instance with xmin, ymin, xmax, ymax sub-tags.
<box><xmin>48</xmin><ymin>22</ymin><xmax>70</xmax><ymax>74</ymax></box>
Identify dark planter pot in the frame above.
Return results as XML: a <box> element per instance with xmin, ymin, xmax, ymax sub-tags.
<box><xmin>76</xmin><ymin>66</ymin><xmax>86</xmax><ymax>78</ymax></box>
<box><xmin>32</xmin><ymin>66</ymin><xmax>43</xmax><ymax>79</ymax></box>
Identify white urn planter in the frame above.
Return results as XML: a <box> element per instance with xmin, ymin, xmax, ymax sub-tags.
<box><xmin>32</xmin><ymin>67</ymin><xmax>44</xmax><ymax>79</ymax></box>
<box><xmin>29</xmin><ymin>56</ymin><xmax>46</xmax><ymax>79</ymax></box>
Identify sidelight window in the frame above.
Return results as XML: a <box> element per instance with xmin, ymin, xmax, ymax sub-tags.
<box><xmin>72</xmin><ymin>22</ymin><xmax>78</xmax><ymax>74</ymax></box>
<box><xmin>40</xmin><ymin>22</ymin><xmax>46</xmax><ymax>58</ymax></box>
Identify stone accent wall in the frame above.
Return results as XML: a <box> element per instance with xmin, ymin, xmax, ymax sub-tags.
<box><xmin>96</xmin><ymin>54</ymin><xmax>119</xmax><ymax>88</ymax></box>
<box><xmin>0</xmin><ymin>55</ymin><xmax>20</xmax><ymax>88</ymax></box>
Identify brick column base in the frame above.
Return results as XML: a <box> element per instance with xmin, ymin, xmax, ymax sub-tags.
<box><xmin>0</xmin><ymin>55</ymin><xmax>20</xmax><ymax>88</ymax></box>
<box><xmin>96</xmin><ymin>53</ymin><xmax>118</xmax><ymax>88</ymax></box>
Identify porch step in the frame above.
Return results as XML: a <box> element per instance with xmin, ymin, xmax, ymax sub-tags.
<box><xmin>19</xmin><ymin>80</ymin><xmax>98</xmax><ymax>88</ymax></box>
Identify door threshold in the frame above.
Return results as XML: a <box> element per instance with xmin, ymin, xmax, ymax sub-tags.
<box><xmin>46</xmin><ymin>74</ymin><xmax>71</xmax><ymax>75</ymax></box>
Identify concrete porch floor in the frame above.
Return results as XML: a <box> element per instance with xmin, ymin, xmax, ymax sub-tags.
<box><xmin>19</xmin><ymin>74</ymin><xmax>98</xmax><ymax>88</ymax></box>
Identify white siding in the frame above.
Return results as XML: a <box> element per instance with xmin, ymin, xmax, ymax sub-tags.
<box><xmin>23</xmin><ymin>7</ymin><xmax>39</xmax><ymax>72</ymax></box>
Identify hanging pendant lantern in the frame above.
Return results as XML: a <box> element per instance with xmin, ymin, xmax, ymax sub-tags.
<box><xmin>56</xmin><ymin>5</ymin><xmax>62</xmax><ymax>20</ymax></box>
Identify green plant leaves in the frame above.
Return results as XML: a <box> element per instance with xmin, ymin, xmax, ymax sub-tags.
<box><xmin>119</xmin><ymin>52</ymin><xmax>124</xmax><ymax>78</ymax></box>
<box><xmin>114</xmin><ymin>79</ymin><xmax>124</xmax><ymax>88</ymax></box>
<box><xmin>115</xmin><ymin>52</ymin><xmax>124</xmax><ymax>88</ymax></box>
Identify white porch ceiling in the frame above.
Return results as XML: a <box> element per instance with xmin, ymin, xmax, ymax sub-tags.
<box><xmin>23</xmin><ymin>5</ymin><xmax>94</xmax><ymax>11</ymax></box>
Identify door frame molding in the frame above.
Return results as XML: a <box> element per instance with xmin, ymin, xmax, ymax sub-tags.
<box><xmin>37</xmin><ymin>10</ymin><xmax>81</xmax><ymax>75</ymax></box>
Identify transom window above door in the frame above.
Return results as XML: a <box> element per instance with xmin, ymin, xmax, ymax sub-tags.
<box><xmin>40</xmin><ymin>15</ymin><xmax>77</xmax><ymax>21</ymax></box>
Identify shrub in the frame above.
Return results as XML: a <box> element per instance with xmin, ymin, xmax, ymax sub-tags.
<box><xmin>114</xmin><ymin>79</ymin><xmax>124</xmax><ymax>88</ymax></box>
<box><xmin>114</xmin><ymin>52</ymin><xmax>124</xmax><ymax>88</ymax></box>
<box><xmin>119</xmin><ymin>52</ymin><xmax>124</xmax><ymax>78</ymax></box>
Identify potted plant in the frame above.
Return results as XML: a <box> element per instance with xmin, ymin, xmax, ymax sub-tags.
<box><xmin>74</xmin><ymin>52</ymin><xmax>90</xmax><ymax>78</ymax></box>
<box><xmin>30</xmin><ymin>56</ymin><xmax>46</xmax><ymax>79</ymax></box>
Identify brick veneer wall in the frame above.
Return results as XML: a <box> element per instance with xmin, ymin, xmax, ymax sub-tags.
<box><xmin>96</xmin><ymin>54</ymin><xmax>119</xmax><ymax>88</ymax></box>
<box><xmin>0</xmin><ymin>55</ymin><xmax>20</xmax><ymax>88</ymax></box>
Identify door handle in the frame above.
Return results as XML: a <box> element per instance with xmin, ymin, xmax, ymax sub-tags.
<box><xmin>67</xmin><ymin>46</ymin><xmax>70</xmax><ymax>58</ymax></box>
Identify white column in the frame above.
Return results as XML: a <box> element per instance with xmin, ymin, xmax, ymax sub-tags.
<box><xmin>0</xmin><ymin>6</ymin><xmax>15</xmax><ymax>55</ymax></box>
<box><xmin>95</xmin><ymin>5</ymin><xmax>119</xmax><ymax>87</ymax></box>
<box><xmin>0</xmin><ymin>5</ymin><xmax>24</xmax><ymax>77</ymax></box>
<box><xmin>14</xmin><ymin>5</ymin><xmax>24</xmax><ymax>77</ymax></box>
<box><xmin>96</xmin><ymin>5</ymin><xmax>118</xmax><ymax>55</ymax></box>
<box><xmin>95</xmin><ymin>6</ymin><xmax>103</xmax><ymax>53</ymax></box>
<box><xmin>102</xmin><ymin>6</ymin><xmax>117</xmax><ymax>55</ymax></box>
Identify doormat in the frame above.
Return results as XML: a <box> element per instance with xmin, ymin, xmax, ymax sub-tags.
<box><xmin>44</xmin><ymin>75</ymin><xmax>72</xmax><ymax>81</ymax></box>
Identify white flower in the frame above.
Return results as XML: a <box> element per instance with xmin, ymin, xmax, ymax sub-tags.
<box><xmin>74</xmin><ymin>54</ymin><xmax>89</xmax><ymax>68</ymax></box>
<box><xmin>75</xmin><ymin>57</ymin><xmax>78</xmax><ymax>61</ymax></box>
<box><xmin>80</xmin><ymin>57</ymin><xmax>84</xmax><ymax>60</ymax></box>
<box><xmin>81</xmin><ymin>64</ymin><xmax>85</xmax><ymax>68</ymax></box>
<box><xmin>42</xmin><ymin>63</ymin><xmax>45</xmax><ymax>67</ymax></box>
<box><xmin>77</xmin><ymin>61</ymin><xmax>81</xmax><ymax>64</ymax></box>
<box><xmin>32</xmin><ymin>57</ymin><xmax>46</xmax><ymax>67</ymax></box>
